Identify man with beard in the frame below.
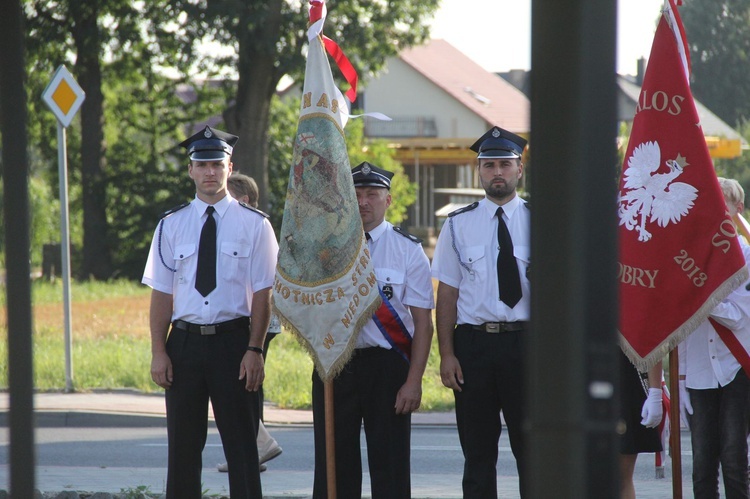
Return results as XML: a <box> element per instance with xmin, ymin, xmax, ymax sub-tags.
<box><xmin>432</xmin><ymin>126</ymin><xmax>530</xmax><ymax>498</ymax></box>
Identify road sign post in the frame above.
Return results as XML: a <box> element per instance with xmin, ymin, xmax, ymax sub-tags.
<box><xmin>42</xmin><ymin>65</ymin><xmax>85</xmax><ymax>393</ymax></box>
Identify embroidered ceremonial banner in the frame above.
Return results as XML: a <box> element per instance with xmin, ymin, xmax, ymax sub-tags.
<box><xmin>273</xmin><ymin>0</ymin><xmax>380</xmax><ymax>382</ymax></box>
<box><xmin>617</xmin><ymin>0</ymin><xmax>748</xmax><ymax>371</ymax></box>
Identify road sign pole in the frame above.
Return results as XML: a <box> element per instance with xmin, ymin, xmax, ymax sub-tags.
<box><xmin>42</xmin><ymin>65</ymin><xmax>84</xmax><ymax>393</ymax></box>
<box><xmin>57</xmin><ymin>122</ymin><xmax>74</xmax><ymax>392</ymax></box>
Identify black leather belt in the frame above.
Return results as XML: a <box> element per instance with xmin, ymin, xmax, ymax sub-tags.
<box><xmin>354</xmin><ymin>347</ymin><xmax>388</xmax><ymax>357</ymax></box>
<box><xmin>468</xmin><ymin>321</ymin><xmax>527</xmax><ymax>333</ymax></box>
<box><xmin>172</xmin><ymin>317</ymin><xmax>249</xmax><ymax>335</ymax></box>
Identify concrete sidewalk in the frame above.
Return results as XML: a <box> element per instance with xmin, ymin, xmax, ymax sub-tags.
<box><xmin>0</xmin><ymin>390</ymin><xmax>693</xmax><ymax>498</ymax></box>
<box><xmin>0</xmin><ymin>390</ymin><xmax>455</xmax><ymax>427</ymax></box>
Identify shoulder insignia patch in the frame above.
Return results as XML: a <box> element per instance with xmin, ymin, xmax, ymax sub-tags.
<box><xmin>393</xmin><ymin>226</ymin><xmax>422</xmax><ymax>244</ymax></box>
<box><xmin>159</xmin><ymin>202</ymin><xmax>189</xmax><ymax>220</ymax></box>
<box><xmin>239</xmin><ymin>202</ymin><xmax>270</xmax><ymax>218</ymax></box>
<box><xmin>448</xmin><ymin>201</ymin><xmax>479</xmax><ymax>218</ymax></box>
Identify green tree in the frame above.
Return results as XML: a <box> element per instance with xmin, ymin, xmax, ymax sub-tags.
<box><xmin>25</xmin><ymin>0</ymin><xmax>120</xmax><ymax>278</ymax></box>
<box><xmin>24</xmin><ymin>0</ymin><xmax>225</xmax><ymax>279</ymax></box>
<box><xmin>163</xmin><ymin>0</ymin><xmax>440</xmax><ymax>212</ymax></box>
<box><xmin>681</xmin><ymin>0</ymin><xmax>750</xmax><ymax>127</ymax></box>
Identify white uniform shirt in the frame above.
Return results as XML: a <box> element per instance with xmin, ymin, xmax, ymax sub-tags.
<box><xmin>142</xmin><ymin>195</ymin><xmax>279</xmax><ymax>325</ymax></box>
<box><xmin>431</xmin><ymin>195</ymin><xmax>531</xmax><ymax>324</ymax></box>
<box><xmin>356</xmin><ymin>220</ymin><xmax>434</xmax><ymax>349</ymax></box>
<box><xmin>681</xmin><ymin>242</ymin><xmax>750</xmax><ymax>389</ymax></box>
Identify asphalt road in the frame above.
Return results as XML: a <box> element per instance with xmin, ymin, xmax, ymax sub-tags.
<box><xmin>0</xmin><ymin>422</ymin><xmax>696</xmax><ymax>497</ymax></box>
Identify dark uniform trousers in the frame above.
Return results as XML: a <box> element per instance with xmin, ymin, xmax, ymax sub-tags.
<box><xmin>312</xmin><ymin>347</ymin><xmax>411</xmax><ymax>499</ymax></box>
<box><xmin>453</xmin><ymin>325</ymin><xmax>526</xmax><ymax>499</ymax></box>
<box><xmin>165</xmin><ymin>324</ymin><xmax>261</xmax><ymax>499</ymax></box>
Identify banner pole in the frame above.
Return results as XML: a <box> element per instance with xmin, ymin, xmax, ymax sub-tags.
<box><xmin>325</xmin><ymin>379</ymin><xmax>337</xmax><ymax>499</ymax></box>
<box><xmin>669</xmin><ymin>348</ymin><xmax>683</xmax><ymax>499</ymax></box>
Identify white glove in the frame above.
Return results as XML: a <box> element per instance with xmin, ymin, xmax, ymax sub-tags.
<box><xmin>679</xmin><ymin>379</ymin><xmax>693</xmax><ymax>429</ymax></box>
<box><xmin>640</xmin><ymin>388</ymin><xmax>663</xmax><ymax>428</ymax></box>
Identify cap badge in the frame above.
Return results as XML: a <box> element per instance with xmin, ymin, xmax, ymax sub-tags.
<box><xmin>204</xmin><ymin>129</ymin><xmax>213</xmax><ymax>138</ymax></box>
<box><xmin>361</xmin><ymin>164</ymin><xmax>371</xmax><ymax>175</ymax></box>
<box><xmin>492</xmin><ymin>129</ymin><xmax>501</xmax><ymax>138</ymax></box>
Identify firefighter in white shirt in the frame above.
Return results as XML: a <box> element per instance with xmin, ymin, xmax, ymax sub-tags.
<box><xmin>142</xmin><ymin>126</ymin><xmax>278</xmax><ymax>499</ymax></box>
<box><xmin>679</xmin><ymin>177</ymin><xmax>750</xmax><ymax>499</ymax></box>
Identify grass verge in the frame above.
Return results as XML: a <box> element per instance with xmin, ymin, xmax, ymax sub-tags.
<box><xmin>0</xmin><ymin>279</ymin><xmax>455</xmax><ymax>411</ymax></box>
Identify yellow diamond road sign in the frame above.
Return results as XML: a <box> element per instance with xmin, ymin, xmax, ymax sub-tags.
<box><xmin>42</xmin><ymin>65</ymin><xmax>85</xmax><ymax>128</ymax></box>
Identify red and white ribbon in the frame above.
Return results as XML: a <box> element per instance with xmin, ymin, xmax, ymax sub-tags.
<box><xmin>308</xmin><ymin>0</ymin><xmax>359</xmax><ymax>103</ymax></box>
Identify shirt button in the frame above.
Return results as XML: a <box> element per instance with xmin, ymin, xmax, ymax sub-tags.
<box><xmin>233</xmin><ymin>251</ymin><xmax>238</xmax><ymax>256</ymax></box>
<box><xmin>180</xmin><ymin>254</ymin><xmax>184</xmax><ymax>258</ymax></box>
<box><xmin>469</xmin><ymin>258</ymin><xmax>473</xmax><ymax>262</ymax></box>
<box><xmin>386</xmin><ymin>277</ymin><xmax>391</xmax><ymax>281</ymax></box>
<box><xmin>204</xmin><ymin>301</ymin><xmax>209</xmax><ymax>305</ymax></box>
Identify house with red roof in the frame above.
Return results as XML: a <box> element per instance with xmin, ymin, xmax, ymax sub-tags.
<box><xmin>361</xmin><ymin>39</ymin><xmax>530</xmax><ymax>237</ymax></box>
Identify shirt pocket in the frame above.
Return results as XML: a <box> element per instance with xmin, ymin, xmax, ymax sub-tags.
<box><xmin>375</xmin><ymin>267</ymin><xmax>405</xmax><ymax>300</ymax></box>
<box><xmin>463</xmin><ymin>245</ymin><xmax>486</xmax><ymax>275</ymax></box>
<box><xmin>514</xmin><ymin>245</ymin><xmax>530</xmax><ymax>281</ymax></box>
<box><xmin>220</xmin><ymin>242</ymin><xmax>251</xmax><ymax>281</ymax></box>
<box><xmin>173</xmin><ymin>244</ymin><xmax>196</xmax><ymax>282</ymax></box>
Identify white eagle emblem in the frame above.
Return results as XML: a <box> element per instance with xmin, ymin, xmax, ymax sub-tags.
<box><xmin>618</xmin><ymin>141</ymin><xmax>698</xmax><ymax>242</ymax></box>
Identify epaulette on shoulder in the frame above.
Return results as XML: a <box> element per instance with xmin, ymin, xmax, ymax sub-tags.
<box><xmin>448</xmin><ymin>201</ymin><xmax>479</xmax><ymax>218</ymax></box>
<box><xmin>159</xmin><ymin>202</ymin><xmax>189</xmax><ymax>220</ymax></box>
<box><xmin>393</xmin><ymin>226</ymin><xmax>422</xmax><ymax>244</ymax></box>
<box><xmin>239</xmin><ymin>202</ymin><xmax>270</xmax><ymax>218</ymax></box>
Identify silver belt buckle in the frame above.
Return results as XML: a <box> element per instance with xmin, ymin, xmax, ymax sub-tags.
<box><xmin>200</xmin><ymin>325</ymin><xmax>217</xmax><ymax>335</ymax></box>
<box><xmin>485</xmin><ymin>322</ymin><xmax>500</xmax><ymax>333</ymax></box>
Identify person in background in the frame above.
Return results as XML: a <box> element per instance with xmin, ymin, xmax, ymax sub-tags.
<box><xmin>619</xmin><ymin>357</ymin><xmax>663</xmax><ymax>499</ymax></box>
<box><xmin>431</xmin><ymin>126</ymin><xmax>529</xmax><ymax>498</ymax></box>
<box><xmin>143</xmin><ymin>126</ymin><xmax>278</xmax><ymax>498</ymax></box>
<box><xmin>216</xmin><ymin>172</ymin><xmax>283</xmax><ymax>473</ymax></box>
<box><xmin>680</xmin><ymin>177</ymin><xmax>750</xmax><ymax>499</ymax></box>
<box><xmin>311</xmin><ymin>162</ymin><xmax>434</xmax><ymax>499</ymax></box>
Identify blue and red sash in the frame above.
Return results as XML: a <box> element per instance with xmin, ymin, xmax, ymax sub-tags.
<box><xmin>372</xmin><ymin>287</ymin><xmax>412</xmax><ymax>362</ymax></box>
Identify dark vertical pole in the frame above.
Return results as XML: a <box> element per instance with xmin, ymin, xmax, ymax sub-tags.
<box><xmin>528</xmin><ymin>1</ymin><xmax>619</xmax><ymax>497</ymax></box>
<box><xmin>669</xmin><ymin>349</ymin><xmax>683</xmax><ymax>498</ymax></box>
<box><xmin>0</xmin><ymin>1</ymin><xmax>36</xmax><ymax>497</ymax></box>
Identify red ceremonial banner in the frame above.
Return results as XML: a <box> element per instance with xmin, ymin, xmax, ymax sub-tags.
<box><xmin>617</xmin><ymin>0</ymin><xmax>748</xmax><ymax>371</ymax></box>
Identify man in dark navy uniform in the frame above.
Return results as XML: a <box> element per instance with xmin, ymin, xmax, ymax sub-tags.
<box><xmin>142</xmin><ymin>126</ymin><xmax>278</xmax><ymax>498</ymax></box>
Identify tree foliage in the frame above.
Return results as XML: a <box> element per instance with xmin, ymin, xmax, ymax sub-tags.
<box><xmin>162</xmin><ymin>0</ymin><xmax>440</xmax><ymax>211</ymax></box>
<box><xmin>681</xmin><ymin>0</ymin><xmax>750</xmax><ymax>127</ymax></box>
<box><xmin>23</xmin><ymin>0</ymin><xmax>228</xmax><ymax>278</ymax></box>
<box><xmin>20</xmin><ymin>0</ymin><xmax>434</xmax><ymax>280</ymax></box>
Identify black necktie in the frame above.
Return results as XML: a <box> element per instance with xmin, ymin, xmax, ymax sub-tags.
<box><xmin>496</xmin><ymin>207</ymin><xmax>522</xmax><ymax>308</ymax></box>
<box><xmin>365</xmin><ymin>232</ymin><xmax>372</xmax><ymax>242</ymax></box>
<box><xmin>195</xmin><ymin>206</ymin><xmax>216</xmax><ymax>297</ymax></box>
